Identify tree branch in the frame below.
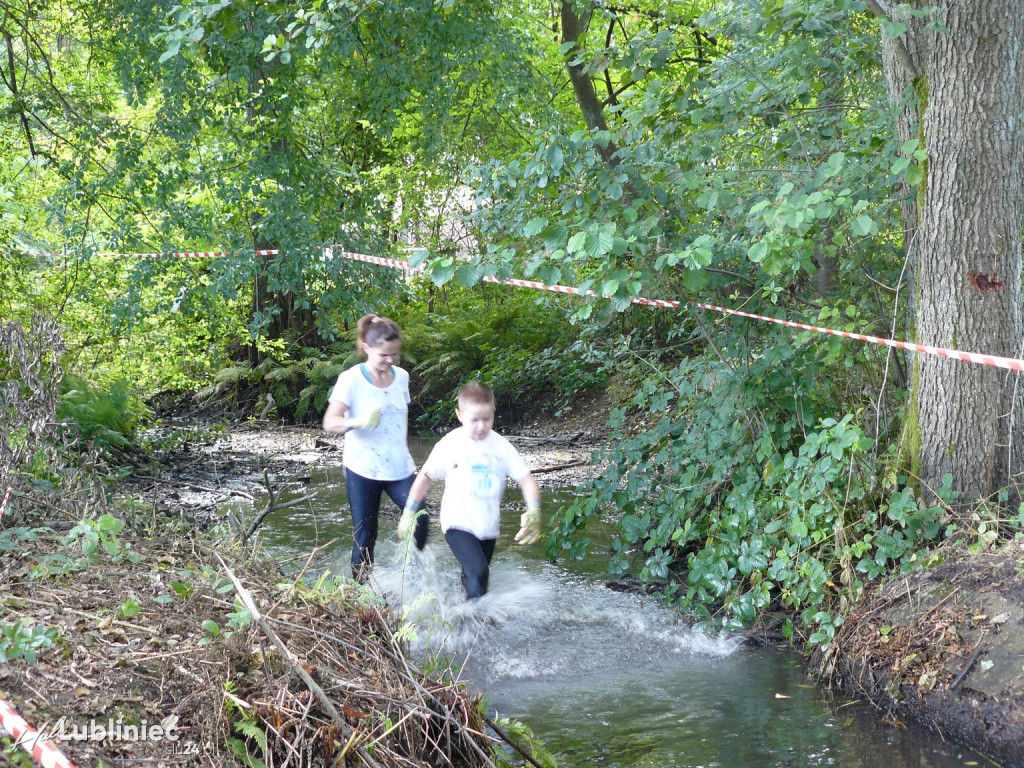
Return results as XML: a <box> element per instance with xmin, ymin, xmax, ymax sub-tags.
<box><xmin>1</xmin><ymin>32</ymin><xmax>37</xmax><ymax>157</ymax></box>
<box><xmin>863</xmin><ymin>0</ymin><xmax>922</xmax><ymax>80</ymax></box>
<box><xmin>560</xmin><ymin>0</ymin><xmax>619</xmax><ymax>167</ymax></box>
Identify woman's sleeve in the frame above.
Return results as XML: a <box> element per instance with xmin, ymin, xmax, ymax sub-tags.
<box><xmin>401</xmin><ymin>367</ymin><xmax>411</xmax><ymax>405</ymax></box>
<box><xmin>329</xmin><ymin>368</ymin><xmax>353</xmax><ymax>405</ymax></box>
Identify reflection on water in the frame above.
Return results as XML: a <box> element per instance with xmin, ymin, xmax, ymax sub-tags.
<box><xmin>233</xmin><ymin>462</ymin><xmax>975</xmax><ymax>768</ymax></box>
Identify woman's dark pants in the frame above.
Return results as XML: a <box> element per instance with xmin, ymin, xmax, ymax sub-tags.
<box><xmin>345</xmin><ymin>469</ymin><xmax>427</xmax><ymax>580</ymax></box>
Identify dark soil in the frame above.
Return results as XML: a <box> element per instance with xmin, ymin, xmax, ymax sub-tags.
<box><xmin>820</xmin><ymin>543</ymin><xmax>1024</xmax><ymax>767</ymax></box>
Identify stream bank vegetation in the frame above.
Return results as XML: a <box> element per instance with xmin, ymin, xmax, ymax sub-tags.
<box><xmin>1</xmin><ymin>319</ymin><xmax>555</xmax><ymax>768</ymax></box>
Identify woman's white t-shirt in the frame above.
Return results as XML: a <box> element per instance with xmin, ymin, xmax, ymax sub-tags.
<box><xmin>421</xmin><ymin>428</ymin><xmax>530</xmax><ymax>540</ymax></box>
<box><xmin>328</xmin><ymin>365</ymin><xmax>416</xmax><ymax>481</ymax></box>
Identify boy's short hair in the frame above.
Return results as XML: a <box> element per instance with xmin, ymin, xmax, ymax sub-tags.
<box><xmin>457</xmin><ymin>381</ymin><xmax>494</xmax><ymax>408</ymax></box>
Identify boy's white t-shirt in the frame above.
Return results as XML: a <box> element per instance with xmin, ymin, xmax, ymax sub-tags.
<box><xmin>328</xmin><ymin>365</ymin><xmax>416</xmax><ymax>481</ymax></box>
<box><xmin>421</xmin><ymin>427</ymin><xmax>530</xmax><ymax>540</ymax></box>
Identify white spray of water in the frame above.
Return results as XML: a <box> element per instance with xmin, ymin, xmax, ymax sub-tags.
<box><xmin>368</xmin><ymin>539</ymin><xmax>741</xmax><ymax>687</ymax></box>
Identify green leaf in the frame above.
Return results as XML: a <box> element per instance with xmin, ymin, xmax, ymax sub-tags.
<box><xmin>97</xmin><ymin>515</ymin><xmax>124</xmax><ymax>534</ymax></box>
<box><xmin>584</xmin><ymin>231</ymin><xmax>614</xmax><ymax>259</ymax></box>
<box><xmin>454</xmin><ymin>264</ymin><xmax>481</xmax><ymax>287</ymax></box>
<box><xmin>567</xmin><ymin>231</ymin><xmax>587</xmax><ymax>255</ymax></box>
<box><xmin>523</xmin><ymin>217</ymin><xmax>547</xmax><ymax>237</ymax></box>
<box><xmin>749</xmin><ymin>240</ymin><xmax>769</xmax><ymax>263</ymax></box>
<box><xmin>430</xmin><ymin>264</ymin><xmax>455</xmax><ymax>285</ymax></box>
<box><xmin>81</xmin><ymin>531</ymin><xmax>99</xmax><ymax>556</ymax></box>
<box><xmin>170</xmin><ymin>581</ymin><xmax>194</xmax><ymax>596</ymax></box>
<box><xmin>542</xmin><ymin>225</ymin><xmax>568</xmax><ymax>249</ymax></box>
<box><xmin>822</xmin><ymin>152</ymin><xmax>846</xmax><ymax>179</ymax></box>
<box><xmin>548</xmin><ymin>146</ymin><xmax>564</xmax><ymax>173</ymax></box>
<box><xmin>881</xmin><ymin>20</ymin><xmax>908</xmax><ymax>39</ymax></box>
<box><xmin>537</xmin><ymin>265</ymin><xmax>562</xmax><ymax>285</ymax></box>
<box><xmin>851</xmin><ymin>214</ymin><xmax>875</xmax><ymax>236</ymax></box>
<box><xmin>159</xmin><ymin>46</ymin><xmax>180</xmax><ymax>63</ymax></box>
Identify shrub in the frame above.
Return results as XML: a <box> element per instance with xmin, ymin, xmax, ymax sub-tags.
<box><xmin>549</xmin><ymin>353</ymin><xmax>951</xmax><ymax>644</ymax></box>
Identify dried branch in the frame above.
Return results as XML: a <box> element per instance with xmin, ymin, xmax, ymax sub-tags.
<box><xmin>216</xmin><ymin>554</ymin><xmax>382</xmax><ymax>768</ymax></box>
<box><xmin>240</xmin><ymin>466</ymin><xmax>316</xmax><ymax>546</ymax></box>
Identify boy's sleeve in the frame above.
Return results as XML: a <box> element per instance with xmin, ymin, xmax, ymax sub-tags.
<box><xmin>420</xmin><ymin>439</ymin><xmax>448</xmax><ymax>481</ymax></box>
<box><xmin>504</xmin><ymin>442</ymin><xmax>530</xmax><ymax>482</ymax></box>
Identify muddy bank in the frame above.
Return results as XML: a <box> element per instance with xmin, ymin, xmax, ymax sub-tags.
<box><xmin>820</xmin><ymin>543</ymin><xmax>1024</xmax><ymax>766</ymax></box>
<box><xmin>132</xmin><ymin>419</ymin><xmax>607</xmax><ymax>526</ymax></box>
<box><xmin>0</xmin><ymin>529</ymin><xmax>507</xmax><ymax>767</ymax></box>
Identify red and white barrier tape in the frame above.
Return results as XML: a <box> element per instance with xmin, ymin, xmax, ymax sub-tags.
<box><xmin>691</xmin><ymin>302</ymin><xmax>1024</xmax><ymax>372</ymax></box>
<box><xmin>25</xmin><ymin>245</ymin><xmax>1024</xmax><ymax>373</ymax></box>
<box><xmin>349</xmin><ymin>251</ymin><xmax>1024</xmax><ymax>372</ymax></box>
<box><xmin>0</xmin><ymin>699</ymin><xmax>77</xmax><ymax>768</ymax></box>
<box><xmin>0</xmin><ymin>487</ymin><xmax>10</xmax><ymax>518</ymax></box>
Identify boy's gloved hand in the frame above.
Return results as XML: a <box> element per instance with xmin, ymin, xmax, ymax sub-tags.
<box><xmin>515</xmin><ymin>499</ymin><xmax>542</xmax><ymax>545</ymax></box>
<box><xmin>345</xmin><ymin>405</ymin><xmax>381</xmax><ymax>431</ymax></box>
<box><xmin>398</xmin><ymin>499</ymin><xmax>424</xmax><ymax>540</ymax></box>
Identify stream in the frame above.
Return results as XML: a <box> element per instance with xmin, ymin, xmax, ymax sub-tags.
<box><xmin>222</xmin><ymin>435</ymin><xmax>976</xmax><ymax>768</ymax></box>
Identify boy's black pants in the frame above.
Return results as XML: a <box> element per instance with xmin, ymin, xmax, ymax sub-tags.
<box><xmin>444</xmin><ymin>528</ymin><xmax>497</xmax><ymax>599</ymax></box>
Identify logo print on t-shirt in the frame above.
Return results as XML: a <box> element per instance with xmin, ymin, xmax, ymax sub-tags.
<box><xmin>469</xmin><ymin>462</ymin><xmax>495</xmax><ymax>497</ymax></box>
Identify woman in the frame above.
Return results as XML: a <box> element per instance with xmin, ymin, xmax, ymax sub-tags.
<box><xmin>323</xmin><ymin>314</ymin><xmax>427</xmax><ymax>580</ymax></box>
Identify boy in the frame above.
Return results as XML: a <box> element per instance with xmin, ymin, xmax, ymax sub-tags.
<box><xmin>397</xmin><ymin>381</ymin><xmax>542</xmax><ymax>599</ymax></box>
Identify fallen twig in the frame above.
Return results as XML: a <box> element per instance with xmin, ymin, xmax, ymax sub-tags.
<box><xmin>480</xmin><ymin>712</ymin><xmax>545</xmax><ymax>768</ymax></box>
<box><xmin>215</xmin><ymin>554</ymin><xmax>382</xmax><ymax>768</ymax></box>
<box><xmin>950</xmin><ymin>643</ymin><xmax>985</xmax><ymax>690</ymax></box>
<box><xmin>240</xmin><ymin>466</ymin><xmax>316</xmax><ymax>546</ymax></box>
<box><xmin>530</xmin><ymin>458</ymin><xmax>589</xmax><ymax>475</ymax></box>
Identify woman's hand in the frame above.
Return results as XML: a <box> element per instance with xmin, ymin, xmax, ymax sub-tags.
<box><xmin>345</xmin><ymin>405</ymin><xmax>382</xmax><ymax>431</ymax></box>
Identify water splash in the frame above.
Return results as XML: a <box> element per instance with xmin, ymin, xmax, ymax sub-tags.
<box><xmin>369</xmin><ymin>539</ymin><xmax>741</xmax><ymax>689</ymax></box>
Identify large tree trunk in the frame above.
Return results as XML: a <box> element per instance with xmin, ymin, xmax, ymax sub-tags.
<box><xmin>910</xmin><ymin>1</ymin><xmax>1024</xmax><ymax>504</ymax></box>
<box><xmin>876</xmin><ymin>1</ymin><xmax>926</xmax><ymax>325</ymax></box>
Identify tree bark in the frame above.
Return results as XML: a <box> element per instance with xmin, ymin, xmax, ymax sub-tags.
<box><xmin>560</xmin><ymin>0</ymin><xmax>619</xmax><ymax>167</ymax></box>
<box><xmin>876</xmin><ymin>3</ymin><xmax>927</xmax><ymax>327</ymax></box>
<box><xmin>910</xmin><ymin>1</ymin><xmax>1024</xmax><ymax>504</ymax></box>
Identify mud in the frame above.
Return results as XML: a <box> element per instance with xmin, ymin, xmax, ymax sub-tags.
<box><xmin>132</xmin><ymin>415</ymin><xmax>608</xmax><ymax>526</ymax></box>
<box><xmin>822</xmin><ymin>544</ymin><xmax>1024</xmax><ymax>767</ymax></box>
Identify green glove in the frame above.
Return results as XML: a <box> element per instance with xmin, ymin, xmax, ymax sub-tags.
<box><xmin>345</xmin><ymin>405</ymin><xmax>381</xmax><ymax>431</ymax></box>
<box><xmin>398</xmin><ymin>498</ymin><xmax>424</xmax><ymax>540</ymax></box>
<box><xmin>514</xmin><ymin>499</ymin><xmax>542</xmax><ymax>545</ymax></box>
